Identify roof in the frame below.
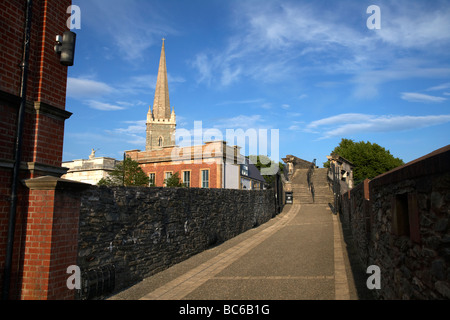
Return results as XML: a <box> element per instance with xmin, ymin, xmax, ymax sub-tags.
<box><xmin>329</xmin><ymin>153</ymin><xmax>354</xmax><ymax>166</ymax></box>
<box><xmin>245</xmin><ymin>158</ymin><xmax>267</xmax><ymax>183</ymax></box>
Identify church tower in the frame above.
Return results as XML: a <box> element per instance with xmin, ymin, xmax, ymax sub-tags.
<box><xmin>146</xmin><ymin>39</ymin><xmax>176</xmax><ymax>151</ymax></box>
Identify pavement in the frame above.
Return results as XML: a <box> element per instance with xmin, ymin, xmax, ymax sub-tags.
<box><xmin>108</xmin><ymin>203</ymin><xmax>375</xmax><ymax>300</ymax></box>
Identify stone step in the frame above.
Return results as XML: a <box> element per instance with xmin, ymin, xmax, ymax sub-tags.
<box><xmin>293</xmin><ymin>199</ymin><xmax>332</xmax><ymax>204</ymax></box>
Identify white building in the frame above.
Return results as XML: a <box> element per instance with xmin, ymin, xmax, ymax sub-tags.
<box><xmin>62</xmin><ymin>156</ymin><xmax>120</xmax><ymax>185</ymax></box>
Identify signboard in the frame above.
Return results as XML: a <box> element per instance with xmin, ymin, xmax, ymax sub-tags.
<box><xmin>285</xmin><ymin>192</ymin><xmax>293</xmax><ymax>204</ymax></box>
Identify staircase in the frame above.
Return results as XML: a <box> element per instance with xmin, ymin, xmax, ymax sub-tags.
<box><xmin>291</xmin><ymin>168</ymin><xmax>333</xmax><ymax>205</ymax></box>
<box><xmin>291</xmin><ymin>169</ymin><xmax>313</xmax><ymax>204</ymax></box>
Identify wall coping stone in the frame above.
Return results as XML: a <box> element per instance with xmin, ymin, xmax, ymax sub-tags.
<box><xmin>370</xmin><ymin>145</ymin><xmax>450</xmax><ymax>188</ymax></box>
<box><xmin>23</xmin><ymin>175</ymin><xmax>91</xmax><ymax>191</ymax></box>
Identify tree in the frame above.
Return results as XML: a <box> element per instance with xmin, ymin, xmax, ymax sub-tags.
<box><xmin>323</xmin><ymin>138</ymin><xmax>404</xmax><ymax>184</ymax></box>
<box><xmin>164</xmin><ymin>172</ymin><xmax>184</xmax><ymax>187</ymax></box>
<box><xmin>249</xmin><ymin>155</ymin><xmax>284</xmax><ymax>187</ymax></box>
<box><xmin>98</xmin><ymin>157</ymin><xmax>149</xmax><ymax>186</ymax></box>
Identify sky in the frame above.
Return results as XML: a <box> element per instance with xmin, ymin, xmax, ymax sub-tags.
<box><xmin>64</xmin><ymin>0</ymin><xmax>450</xmax><ymax>167</ymax></box>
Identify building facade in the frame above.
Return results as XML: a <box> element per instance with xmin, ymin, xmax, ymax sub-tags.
<box><xmin>62</xmin><ymin>155</ymin><xmax>120</xmax><ymax>185</ymax></box>
<box><xmin>240</xmin><ymin>157</ymin><xmax>266</xmax><ymax>190</ymax></box>
<box><xmin>127</xmin><ymin>141</ymin><xmax>243</xmax><ymax>189</ymax></box>
<box><xmin>0</xmin><ymin>0</ymin><xmax>83</xmax><ymax>300</ymax></box>
<box><xmin>327</xmin><ymin>153</ymin><xmax>354</xmax><ymax>193</ymax></box>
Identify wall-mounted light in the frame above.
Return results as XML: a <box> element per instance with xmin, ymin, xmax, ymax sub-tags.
<box><xmin>54</xmin><ymin>31</ymin><xmax>76</xmax><ymax>66</ymax></box>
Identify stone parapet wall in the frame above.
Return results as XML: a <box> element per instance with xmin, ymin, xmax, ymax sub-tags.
<box><xmin>340</xmin><ymin>145</ymin><xmax>450</xmax><ymax>299</ymax></box>
<box><xmin>77</xmin><ymin>186</ymin><xmax>276</xmax><ymax>299</ymax></box>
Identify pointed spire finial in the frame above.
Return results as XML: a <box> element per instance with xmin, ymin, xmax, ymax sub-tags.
<box><xmin>152</xmin><ymin>38</ymin><xmax>170</xmax><ymax>119</ymax></box>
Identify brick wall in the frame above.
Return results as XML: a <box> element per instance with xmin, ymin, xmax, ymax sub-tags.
<box><xmin>20</xmin><ymin>177</ymin><xmax>88</xmax><ymax>300</ymax></box>
<box><xmin>77</xmin><ymin>186</ymin><xmax>276</xmax><ymax>299</ymax></box>
<box><xmin>0</xmin><ymin>0</ymin><xmax>73</xmax><ymax>299</ymax></box>
<box><xmin>340</xmin><ymin>145</ymin><xmax>450</xmax><ymax>299</ymax></box>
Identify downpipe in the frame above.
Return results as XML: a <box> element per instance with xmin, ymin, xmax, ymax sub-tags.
<box><xmin>2</xmin><ymin>0</ymin><xmax>33</xmax><ymax>300</ymax></box>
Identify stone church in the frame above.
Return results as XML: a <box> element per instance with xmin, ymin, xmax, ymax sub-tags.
<box><xmin>145</xmin><ymin>39</ymin><xmax>176</xmax><ymax>151</ymax></box>
<box><xmin>126</xmin><ymin>40</ymin><xmax>265</xmax><ymax>189</ymax></box>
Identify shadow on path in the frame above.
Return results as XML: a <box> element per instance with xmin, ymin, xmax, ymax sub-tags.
<box><xmin>339</xmin><ymin>218</ymin><xmax>377</xmax><ymax>300</ymax></box>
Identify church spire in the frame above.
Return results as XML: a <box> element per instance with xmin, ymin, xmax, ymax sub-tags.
<box><xmin>145</xmin><ymin>39</ymin><xmax>176</xmax><ymax>151</ymax></box>
<box><xmin>152</xmin><ymin>38</ymin><xmax>171</xmax><ymax>119</ymax></box>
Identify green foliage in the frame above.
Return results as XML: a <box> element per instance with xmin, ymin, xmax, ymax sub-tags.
<box><xmin>248</xmin><ymin>155</ymin><xmax>284</xmax><ymax>187</ymax></box>
<box><xmin>164</xmin><ymin>172</ymin><xmax>184</xmax><ymax>187</ymax></box>
<box><xmin>97</xmin><ymin>157</ymin><xmax>149</xmax><ymax>186</ymax></box>
<box><xmin>323</xmin><ymin>138</ymin><xmax>404</xmax><ymax>184</ymax></box>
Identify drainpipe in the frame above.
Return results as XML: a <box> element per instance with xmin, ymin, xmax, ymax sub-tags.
<box><xmin>2</xmin><ymin>0</ymin><xmax>33</xmax><ymax>300</ymax></box>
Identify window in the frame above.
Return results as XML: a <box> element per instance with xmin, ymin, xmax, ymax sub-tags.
<box><xmin>158</xmin><ymin>136</ymin><xmax>163</xmax><ymax>147</ymax></box>
<box><xmin>183</xmin><ymin>171</ymin><xmax>191</xmax><ymax>187</ymax></box>
<box><xmin>392</xmin><ymin>193</ymin><xmax>421</xmax><ymax>243</ymax></box>
<box><xmin>392</xmin><ymin>193</ymin><xmax>409</xmax><ymax>237</ymax></box>
<box><xmin>201</xmin><ymin>169</ymin><xmax>209</xmax><ymax>188</ymax></box>
<box><xmin>164</xmin><ymin>171</ymin><xmax>172</xmax><ymax>187</ymax></box>
<box><xmin>149</xmin><ymin>173</ymin><xmax>156</xmax><ymax>186</ymax></box>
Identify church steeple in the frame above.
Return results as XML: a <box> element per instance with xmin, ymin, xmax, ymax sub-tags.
<box><xmin>146</xmin><ymin>39</ymin><xmax>176</xmax><ymax>151</ymax></box>
<box><xmin>152</xmin><ymin>38</ymin><xmax>171</xmax><ymax>120</ymax></box>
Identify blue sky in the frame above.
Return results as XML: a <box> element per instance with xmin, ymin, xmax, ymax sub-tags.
<box><xmin>64</xmin><ymin>0</ymin><xmax>450</xmax><ymax>167</ymax></box>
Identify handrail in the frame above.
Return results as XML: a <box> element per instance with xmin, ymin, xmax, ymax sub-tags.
<box><xmin>307</xmin><ymin>161</ymin><xmax>315</xmax><ymax>202</ymax></box>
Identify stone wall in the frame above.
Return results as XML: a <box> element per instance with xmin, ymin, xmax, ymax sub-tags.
<box><xmin>77</xmin><ymin>186</ymin><xmax>276</xmax><ymax>299</ymax></box>
<box><xmin>342</xmin><ymin>179</ymin><xmax>370</xmax><ymax>266</ymax></box>
<box><xmin>340</xmin><ymin>145</ymin><xmax>450</xmax><ymax>299</ymax></box>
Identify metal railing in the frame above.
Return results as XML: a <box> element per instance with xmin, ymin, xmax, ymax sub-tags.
<box><xmin>307</xmin><ymin>161</ymin><xmax>315</xmax><ymax>203</ymax></box>
<box><xmin>329</xmin><ymin>162</ymin><xmax>341</xmax><ymax>214</ymax></box>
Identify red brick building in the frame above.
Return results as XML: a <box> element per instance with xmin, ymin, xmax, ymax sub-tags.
<box><xmin>1</xmin><ymin>0</ymin><xmax>83</xmax><ymax>300</ymax></box>
<box><xmin>127</xmin><ymin>141</ymin><xmax>248</xmax><ymax>189</ymax></box>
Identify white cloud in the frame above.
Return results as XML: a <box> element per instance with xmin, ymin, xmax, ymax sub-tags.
<box><xmin>426</xmin><ymin>83</ymin><xmax>450</xmax><ymax>91</ymax></box>
<box><xmin>192</xmin><ymin>53</ymin><xmax>214</xmax><ymax>86</ymax></box>
<box><xmin>216</xmin><ymin>99</ymin><xmax>265</xmax><ymax>106</ymax></box>
<box><xmin>315</xmin><ymin>81</ymin><xmax>343</xmax><ymax>88</ymax></box>
<box><xmin>67</xmin><ymin>77</ymin><xmax>113</xmax><ymax>99</ymax></box>
<box><xmin>306</xmin><ymin>113</ymin><xmax>373</xmax><ymax>130</ymax></box>
<box><xmin>221</xmin><ymin>66</ymin><xmax>242</xmax><ymax>86</ymax></box>
<box><xmin>401</xmin><ymin>92</ymin><xmax>447</xmax><ymax>103</ymax></box>
<box><xmin>86</xmin><ymin>100</ymin><xmax>126</xmax><ymax>111</ymax></box>
<box><xmin>81</xmin><ymin>0</ymin><xmax>178</xmax><ymax>62</ymax></box>
<box><xmin>352</xmin><ymin>62</ymin><xmax>450</xmax><ymax>99</ymax></box>
<box><xmin>191</xmin><ymin>1</ymin><xmax>372</xmax><ymax>87</ymax></box>
<box><xmin>376</xmin><ymin>3</ymin><xmax>450</xmax><ymax>49</ymax></box>
<box><xmin>307</xmin><ymin>113</ymin><xmax>450</xmax><ymax>139</ymax></box>
<box><xmin>115</xmin><ymin>120</ymin><xmax>147</xmax><ymax>134</ymax></box>
<box><xmin>98</xmin><ymin>120</ymin><xmax>148</xmax><ymax>146</ymax></box>
<box><xmin>191</xmin><ymin>1</ymin><xmax>450</xmax><ymax>94</ymax></box>
<box><xmin>213</xmin><ymin>114</ymin><xmax>267</xmax><ymax>130</ymax></box>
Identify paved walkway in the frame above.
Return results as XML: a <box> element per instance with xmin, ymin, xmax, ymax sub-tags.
<box><xmin>109</xmin><ymin>204</ymin><xmax>372</xmax><ymax>300</ymax></box>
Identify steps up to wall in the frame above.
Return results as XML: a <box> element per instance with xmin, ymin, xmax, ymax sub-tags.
<box><xmin>291</xmin><ymin>168</ymin><xmax>333</xmax><ymax>204</ymax></box>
